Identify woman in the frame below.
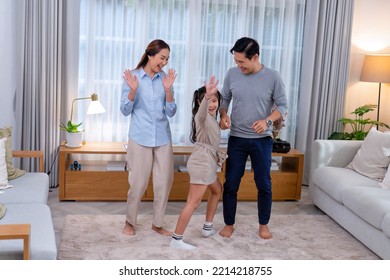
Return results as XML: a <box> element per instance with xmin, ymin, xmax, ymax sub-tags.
<box><xmin>120</xmin><ymin>39</ymin><xmax>177</xmax><ymax>236</ymax></box>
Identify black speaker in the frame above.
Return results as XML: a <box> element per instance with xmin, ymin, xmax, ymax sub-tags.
<box><xmin>272</xmin><ymin>138</ymin><xmax>291</xmax><ymax>153</ymax></box>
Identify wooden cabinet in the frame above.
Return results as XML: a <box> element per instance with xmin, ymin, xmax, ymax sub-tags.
<box><xmin>58</xmin><ymin>142</ymin><xmax>303</xmax><ymax>201</ymax></box>
<box><xmin>58</xmin><ymin>143</ymin><xmax>221</xmax><ymax>201</ymax></box>
<box><xmin>59</xmin><ymin>142</ymin><xmax>129</xmax><ymax>201</ymax></box>
<box><xmin>237</xmin><ymin>150</ymin><xmax>304</xmax><ymax>201</ymax></box>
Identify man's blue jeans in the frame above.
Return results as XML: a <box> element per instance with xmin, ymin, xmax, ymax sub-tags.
<box><xmin>223</xmin><ymin>136</ymin><xmax>273</xmax><ymax>225</ymax></box>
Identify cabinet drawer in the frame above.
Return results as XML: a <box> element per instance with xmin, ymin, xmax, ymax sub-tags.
<box><xmin>237</xmin><ymin>171</ymin><xmax>299</xmax><ymax>201</ymax></box>
<box><xmin>65</xmin><ymin>171</ymin><xmax>129</xmax><ymax>200</ymax></box>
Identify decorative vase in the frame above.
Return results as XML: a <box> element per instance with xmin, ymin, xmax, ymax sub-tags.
<box><xmin>65</xmin><ymin>131</ymin><xmax>83</xmax><ymax>148</ymax></box>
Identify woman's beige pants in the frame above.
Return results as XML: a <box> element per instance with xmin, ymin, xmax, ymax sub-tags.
<box><xmin>125</xmin><ymin>139</ymin><xmax>174</xmax><ymax>228</ymax></box>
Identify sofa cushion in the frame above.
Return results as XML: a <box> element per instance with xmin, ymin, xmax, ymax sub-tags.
<box><xmin>0</xmin><ymin>126</ymin><xmax>26</xmax><ymax>180</ymax></box>
<box><xmin>0</xmin><ymin>203</ymin><xmax>57</xmax><ymax>260</ymax></box>
<box><xmin>382</xmin><ymin>213</ymin><xmax>390</xmax><ymax>239</ymax></box>
<box><xmin>312</xmin><ymin>166</ymin><xmax>380</xmax><ymax>203</ymax></box>
<box><xmin>380</xmin><ymin>166</ymin><xmax>390</xmax><ymax>189</ymax></box>
<box><xmin>0</xmin><ymin>138</ymin><xmax>9</xmax><ymax>187</ymax></box>
<box><xmin>341</xmin><ymin>187</ymin><xmax>390</xmax><ymax>230</ymax></box>
<box><xmin>347</xmin><ymin>128</ymin><xmax>390</xmax><ymax>181</ymax></box>
<box><xmin>0</xmin><ymin>173</ymin><xmax>49</xmax><ymax>204</ymax></box>
<box><xmin>0</xmin><ymin>203</ymin><xmax>6</xmax><ymax>219</ymax></box>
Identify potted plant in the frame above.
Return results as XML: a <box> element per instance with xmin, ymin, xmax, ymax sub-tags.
<box><xmin>271</xmin><ymin>104</ymin><xmax>288</xmax><ymax>139</ymax></box>
<box><xmin>60</xmin><ymin>120</ymin><xmax>84</xmax><ymax>148</ymax></box>
<box><xmin>329</xmin><ymin>104</ymin><xmax>390</xmax><ymax>140</ymax></box>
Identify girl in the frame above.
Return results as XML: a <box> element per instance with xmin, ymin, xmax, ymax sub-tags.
<box><xmin>170</xmin><ymin>76</ymin><xmax>227</xmax><ymax>249</ymax></box>
<box><xmin>120</xmin><ymin>39</ymin><xmax>177</xmax><ymax>236</ymax></box>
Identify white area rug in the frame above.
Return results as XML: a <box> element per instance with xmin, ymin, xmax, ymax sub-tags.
<box><xmin>59</xmin><ymin>214</ymin><xmax>380</xmax><ymax>260</ymax></box>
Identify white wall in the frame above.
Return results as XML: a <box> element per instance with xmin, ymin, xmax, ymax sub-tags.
<box><xmin>346</xmin><ymin>0</ymin><xmax>390</xmax><ymax>132</ymax></box>
<box><xmin>0</xmin><ymin>0</ymin><xmax>16</xmax><ymax>129</ymax></box>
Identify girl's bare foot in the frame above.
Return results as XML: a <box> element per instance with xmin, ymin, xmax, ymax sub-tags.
<box><xmin>122</xmin><ymin>221</ymin><xmax>135</xmax><ymax>235</ymax></box>
<box><xmin>219</xmin><ymin>225</ymin><xmax>234</xmax><ymax>238</ymax></box>
<box><xmin>259</xmin><ymin>224</ymin><xmax>272</xmax><ymax>239</ymax></box>
<box><xmin>152</xmin><ymin>224</ymin><xmax>172</xmax><ymax>236</ymax></box>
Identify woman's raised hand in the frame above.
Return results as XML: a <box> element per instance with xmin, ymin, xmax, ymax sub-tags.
<box><xmin>162</xmin><ymin>68</ymin><xmax>177</xmax><ymax>91</ymax></box>
<box><xmin>123</xmin><ymin>69</ymin><xmax>138</xmax><ymax>101</ymax></box>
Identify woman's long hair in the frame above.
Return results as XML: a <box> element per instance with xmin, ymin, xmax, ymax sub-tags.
<box><xmin>189</xmin><ymin>86</ymin><xmax>222</xmax><ymax>143</ymax></box>
<box><xmin>135</xmin><ymin>39</ymin><xmax>170</xmax><ymax>70</ymax></box>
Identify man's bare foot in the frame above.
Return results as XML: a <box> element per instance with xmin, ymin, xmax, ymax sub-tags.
<box><xmin>259</xmin><ymin>224</ymin><xmax>272</xmax><ymax>239</ymax></box>
<box><xmin>219</xmin><ymin>225</ymin><xmax>234</xmax><ymax>238</ymax></box>
<box><xmin>152</xmin><ymin>224</ymin><xmax>172</xmax><ymax>236</ymax></box>
<box><xmin>122</xmin><ymin>221</ymin><xmax>135</xmax><ymax>235</ymax></box>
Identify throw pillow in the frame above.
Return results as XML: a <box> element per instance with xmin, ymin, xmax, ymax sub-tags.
<box><xmin>380</xmin><ymin>167</ymin><xmax>390</xmax><ymax>189</ymax></box>
<box><xmin>0</xmin><ymin>138</ymin><xmax>9</xmax><ymax>186</ymax></box>
<box><xmin>0</xmin><ymin>126</ymin><xmax>26</xmax><ymax>180</ymax></box>
<box><xmin>347</xmin><ymin>128</ymin><xmax>390</xmax><ymax>181</ymax></box>
<box><xmin>0</xmin><ymin>203</ymin><xmax>6</xmax><ymax>219</ymax></box>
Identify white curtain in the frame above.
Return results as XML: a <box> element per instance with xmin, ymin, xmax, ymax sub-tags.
<box><xmin>75</xmin><ymin>0</ymin><xmax>306</xmax><ymax>146</ymax></box>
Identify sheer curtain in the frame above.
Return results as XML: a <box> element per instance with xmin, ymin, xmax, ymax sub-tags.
<box><xmin>76</xmin><ymin>0</ymin><xmax>306</xmax><ymax>146</ymax></box>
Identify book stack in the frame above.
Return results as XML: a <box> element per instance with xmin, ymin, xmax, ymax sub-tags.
<box><xmin>106</xmin><ymin>161</ymin><xmax>127</xmax><ymax>171</ymax></box>
<box><xmin>243</xmin><ymin>158</ymin><xmax>280</xmax><ymax>171</ymax></box>
<box><xmin>178</xmin><ymin>165</ymin><xmax>188</xmax><ymax>172</ymax></box>
<box><xmin>271</xmin><ymin>159</ymin><xmax>280</xmax><ymax>171</ymax></box>
<box><xmin>245</xmin><ymin>160</ymin><xmax>252</xmax><ymax>171</ymax></box>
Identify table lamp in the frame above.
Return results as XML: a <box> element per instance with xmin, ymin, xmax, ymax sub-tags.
<box><xmin>70</xmin><ymin>93</ymin><xmax>105</xmax><ymax>122</ymax></box>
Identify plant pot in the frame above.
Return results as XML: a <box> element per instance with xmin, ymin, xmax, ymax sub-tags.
<box><xmin>65</xmin><ymin>131</ymin><xmax>83</xmax><ymax>148</ymax></box>
<box><xmin>272</xmin><ymin>130</ymin><xmax>280</xmax><ymax>139</ymax></box>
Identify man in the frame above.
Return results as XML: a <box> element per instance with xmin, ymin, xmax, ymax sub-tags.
<box><xmin>219</xmin><ymin>37</ymin><xmax>288</xmax><ymax>239</ymax></box>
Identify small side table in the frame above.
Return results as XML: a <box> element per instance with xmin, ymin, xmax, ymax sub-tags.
<box><xmin>0</xmin><ymin>224</ymin><xmax>31</xmax><ymax>260</ymax></box>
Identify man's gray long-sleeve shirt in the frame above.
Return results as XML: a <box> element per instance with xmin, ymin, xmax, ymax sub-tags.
<box><xmin>220</xmin><ymin>65</ymin><xmax>288</xmax><ymax>138</ymax></box>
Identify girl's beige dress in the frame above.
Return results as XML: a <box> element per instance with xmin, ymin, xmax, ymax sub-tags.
<box><xmin>186</xmin><ymin>97</ymin><xmax>227</xmax><ymax>185</ymax></box>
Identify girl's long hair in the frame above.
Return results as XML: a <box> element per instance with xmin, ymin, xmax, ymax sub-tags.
<box><xmin>135</xmin><ymin>39</ymin><xmax>170</xmax><ymax>70</ymax></box>
<box><xmin>189</xmin><ymin>86</ymin><xmax>222</xmax><ymax>143</ymax></box>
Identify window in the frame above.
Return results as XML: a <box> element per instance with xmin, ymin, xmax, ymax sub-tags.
<box><xmin>77</xmin><ymin>0</ymin><xmax>306</xmax><ymax>145</ymax></box>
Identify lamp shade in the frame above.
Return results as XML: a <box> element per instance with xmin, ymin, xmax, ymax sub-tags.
<box><xmin>87</xmin><ymin>94</ymin><xmax>105</xmax><ymax>115</ymax></box>
<box><xmin>360</xmin><ymin>54</ymin><xmax>390</xmax><ymax>83</ymax></box>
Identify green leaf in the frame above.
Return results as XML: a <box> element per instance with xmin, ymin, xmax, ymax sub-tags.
<box><xmin>328</xmin><ymin>132</ymin><xmax>348</xmax><ymax>140</ymax></box>
<box><xmin>352</xmin><ymin>131</ymin><xmax>368</xmax><ymax>140</ymax></box>
<box><xmin>351</xmin><ymin>104</ymin><xmax>376</xmax><ymax>116</ymax></box>
<box><xmin>330</xmin><ymin>103</ymin><xmax>389</xmax><ymax>140</ymax></box>
<box><xmin>59</xmin><ymin>120</ymin><xmax>84</xmax><ymax>133</ymax></box>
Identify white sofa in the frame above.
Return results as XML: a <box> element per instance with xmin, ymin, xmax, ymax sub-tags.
<box><xmin>310</xmin><ymin>139</ymin><xmax>390</xmax><ymax>260</ymax></box>
<box><xmin>0</xmin><ymin>151</ymin><xmax>57</xmax><ymax>260</ymax></box>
